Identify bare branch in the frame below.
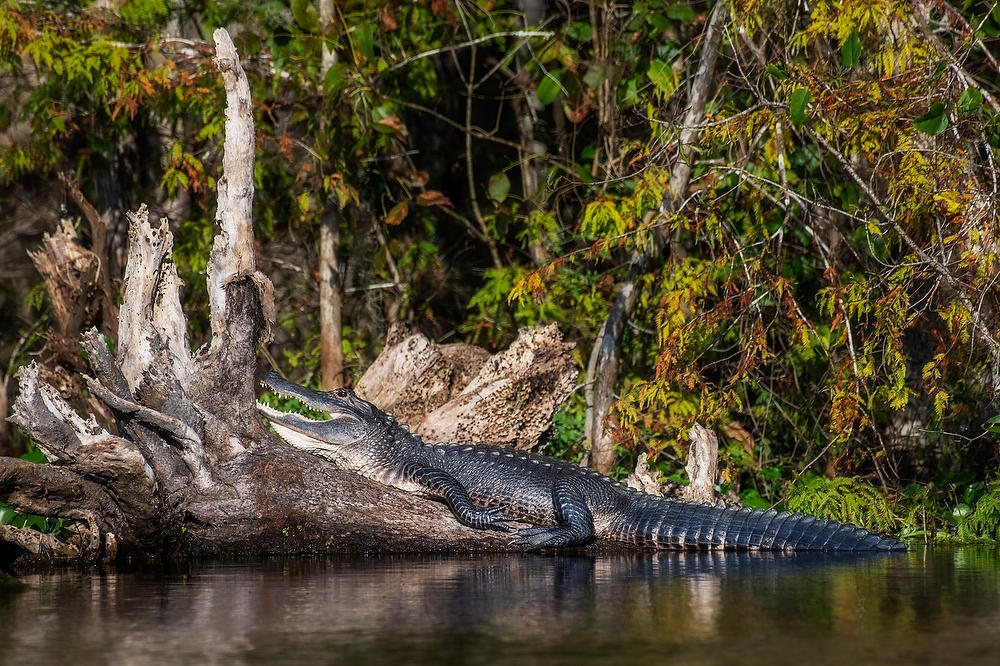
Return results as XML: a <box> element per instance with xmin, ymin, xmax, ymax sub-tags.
<box><xmin>57</xmin><ymin>173</ymin><xmax>119</xmax><ymax>337</ymax></box>
<box><xmin>386</xmin><ymin>31</ymin><xmax>553</xmax><ymax>72</ymax></box>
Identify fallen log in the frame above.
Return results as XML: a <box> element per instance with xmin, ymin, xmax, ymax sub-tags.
<box><xmin>0</xmin><ymin>29</ymin><xmax>577</xmax><ymax>567</ymax></box>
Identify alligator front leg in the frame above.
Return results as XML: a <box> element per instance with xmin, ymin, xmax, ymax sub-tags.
<box><xmin>402</xmin><ymin>463</ymin><xmax>513</xmax><ymax>532</ymax></box>
<box><xmin>511</xmin><ymin>478</ymin><xmax>595</xmax><ymax>549</ymax></box>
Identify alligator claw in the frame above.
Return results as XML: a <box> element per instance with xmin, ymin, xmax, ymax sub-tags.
<box><xmin>468</xmin><ymin>506</ymin><xmax>514</xmax><ymax>532</ymax></box>
<box><xmin>509</xmin><ymin>526</ymin><xmax>565</xmax><ymax>549</ymax></box>
<box><xmin>510</xmin><ymin>518</ymin><xmax>595</xmax><ymax>549</ymax></box>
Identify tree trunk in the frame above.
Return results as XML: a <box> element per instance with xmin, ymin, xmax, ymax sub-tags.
<box><xmin>584</xmin><ymin>3</ymin><xmax>729</xmax><ymax>473</ymax></box>
<box><xmin>319</xmin><ymin>203</ymin><xmax>344</xmax><ymax>389</ymax></box>
<box><xmin>318</xmin><ymin>0</ymin><xmax>344</xmax><ymax>390</ymax></box>
<box><xmin>0</xmin><ymin>30</ymin><xmax>575</xmax><ymax>569</ymax></box>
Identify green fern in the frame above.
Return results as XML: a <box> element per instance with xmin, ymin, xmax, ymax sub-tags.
<box><xmin>786</xmin><ymin>474</ymin><xmax>901</xmax><ymax>534</ymax></box>
<box><xmin>958</xmin><ymin>480</ymin><xmax>1000</xmax><ymax>541</ymax></box>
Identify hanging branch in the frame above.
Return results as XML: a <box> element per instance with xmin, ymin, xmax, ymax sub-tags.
<box><xmin>462</xmin><ymin>46</ymin><xmax>503</xmax><ymax>269</ymax></box>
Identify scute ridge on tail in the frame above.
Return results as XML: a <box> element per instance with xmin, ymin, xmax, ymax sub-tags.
<box><xmin>622</xmin><ymin>495</ymin><xmax>906</xmax><ymax>551</ymax></box>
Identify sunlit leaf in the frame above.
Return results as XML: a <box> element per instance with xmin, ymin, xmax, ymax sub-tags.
<box><xmin>647</xmin><ymin>58</ymin><xmax>676</xmax><ymax>95</ymax></box>
<box><xmin>789</xmin><ymin>88</ymin><xmax>811</xmax><ymax>125</ymax></box>
<box><xmin>487</xmin><ymin>172</ymin><xmax>510</xmax><ymax>204</ymax></box>
<box><xmin>914</xmin><ymin>102</ymin><xmax>948</xmax><ymax>134</ymax></box>
<box><xmin>536</xmin><ymin>69</ymin><xmax>564</xmax><ymax>105</ymax></box>
<box><xmin>386</xmin><ymin>201</ymin><xmax>408</xmax><ymax>226</ymax></box>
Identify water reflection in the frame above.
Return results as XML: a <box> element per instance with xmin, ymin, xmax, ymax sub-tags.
<box><xmin>1</xmin><ymin>547</ymin><xmax>998</xmax><ymax>665</ymax></box>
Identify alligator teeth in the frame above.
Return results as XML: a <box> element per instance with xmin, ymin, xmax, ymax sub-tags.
<box><xmin>255</xmin><ymin>400</ymin><xmax>329</xmax><ymax>422</ymax></box>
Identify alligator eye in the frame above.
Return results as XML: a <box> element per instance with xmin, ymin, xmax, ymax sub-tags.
<box><xmin>333</xmin><ymin>388</ymin><xmax>349</xmax><ymax>398</ymax></box>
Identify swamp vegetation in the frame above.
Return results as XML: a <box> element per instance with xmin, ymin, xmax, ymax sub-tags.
<box><xmin>2</xmin><ymin>0</ymin><xmax>1000</xmax><ymax>552</ymax></box>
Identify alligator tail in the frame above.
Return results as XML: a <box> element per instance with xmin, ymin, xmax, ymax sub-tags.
<box><xmin>612</xmin><ymin>496</ymin><xmax>907</xmax><ymax>551</ymax></box>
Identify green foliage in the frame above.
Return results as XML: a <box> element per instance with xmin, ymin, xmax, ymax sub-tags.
<box><xmin>789</xmin><ymin>88</ymin><xmax>811</xmax><ymax>125</ymax></box>
<box><xmin>19</xmin><ymin>441</ymin><xmax>48</xmax><ymax>464</ymax></box>
<box><xmin>545</xmin><ymin>393</ymin><xmax>586</xmax><ymax>464</ymax></box>
<box><xmin>914</xmin><ymin>102</ymin><xmax>948</xmax><ymax>135</ymax></box>
<box><xmin>958</xmin><ymin>480</ymin><xmax>1000</xmax><ymax>541</ymax></box>
<box><xmin>258</xmin><ymin>384</ymin><xmax>330</xmax><ymax>423</ymax></box>
<box><xmin>958</xmin><ymin>88</ymin><xmax>984</xmax><ymax>115</ymax></box>
<box><xmin>487</xmin><ymin>172</ymin><xmax>510</xmax><ymax>205</ymax></box>
<box><xmin>0</xmin><ymin>503</ymin><xmax>63</xmax><ymax>534</ymax></box>
<box><xmin>536</xmin><ymin>69</ymin><xmax>564</xmax><ymax>105</ymax></box>
<box><xmin>787</xmin><ymin>474</ymin><xmax>902</xmax><ymax>535</ymax></box>
<box><xmin>24</xmin><ymin>282</ymin><xmax>47</xmax><ymax>312</ymax></box>
<box><xmin>841</xmin><ymin>31</ymin><xmax>862</xmax><ymax>67</ymax></box>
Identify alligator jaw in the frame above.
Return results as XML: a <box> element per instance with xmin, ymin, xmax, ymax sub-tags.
<box><xmin>255</xmin><ymin>400</ymin><xmax>337</xmax><ymax>451</ymax></box>
<box><xmin>256</xmin><ymin>372</ymin><xmax>368</xmax><ymax>451</ymax></box>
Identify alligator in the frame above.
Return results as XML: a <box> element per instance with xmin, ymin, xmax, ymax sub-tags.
<box><xmin>256</xmin><ymin>372</ymin><xmax>907</xmax><ymax>552</ymax></box>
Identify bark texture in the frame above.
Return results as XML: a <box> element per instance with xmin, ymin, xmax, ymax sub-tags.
<box><xmin>356</xmin><ymin>323</ymin><xmax>577</xmax><ymax>449</ymax></box>
<box><xmin>682</xmin><ymin>424</ymin><xmax>721</xmax><ymax>504</ymax></box>
<box><xmin>0</xmin><ymin>30</ymin><xmax>574</xmax><ymax>568</ymax></box>
<box><xmin>26</xmin><ymin>220</ymin><xmax>101</xmax><ymax>368</ymax></box>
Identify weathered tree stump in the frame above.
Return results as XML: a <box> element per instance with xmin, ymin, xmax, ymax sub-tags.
<box><xmin>357</xmin><ymin>323</ymin><xmax>576</xmax><ymax>448</ymax></box>
<box><xmin>0</xmin><ymin>30</ymin><xmax>577</xmax><ymax>568</ymax></box>
<box><xmin>682</xmin><ymin>424</ymin><xmax>721</xmax><ymax>504</ymax></box>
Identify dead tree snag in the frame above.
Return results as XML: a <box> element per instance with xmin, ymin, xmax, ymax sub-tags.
<box><xmin>1</xmin><ymin>29</ymin><xmax>575</xmax><ymax>568</ymax></box>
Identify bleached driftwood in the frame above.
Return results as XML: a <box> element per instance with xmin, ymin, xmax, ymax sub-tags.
<box><xmin>357</xmin><ymin>323</ymin><xmax>577</xmax><ymax>449</ymax></box>
<box><xmin>683</xmin><ymin>423</ymin><xmax>721</xmax><ymax>504</ymax></box>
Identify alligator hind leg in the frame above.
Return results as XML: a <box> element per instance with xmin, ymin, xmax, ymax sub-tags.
<box><xmin>511</xmin><ymin>478</ymin><xmax>595</xmax><ymax>549</ymax></box>
<box><xmin>403</xmin><ymin>463</ymin><xmax>514</xmax><ymax>532</ymax></box>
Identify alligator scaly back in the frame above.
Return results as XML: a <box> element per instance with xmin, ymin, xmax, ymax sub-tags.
<box><xmin>607</xmin><ymin>494</ymin><xmax>907</xmax><ymax>551</ymax></box>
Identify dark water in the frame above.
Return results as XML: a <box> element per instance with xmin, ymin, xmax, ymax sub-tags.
<box><xmin>1</xmin><ymin>546</ymin><xmax>998</xmax><ymax>665</ymax></box>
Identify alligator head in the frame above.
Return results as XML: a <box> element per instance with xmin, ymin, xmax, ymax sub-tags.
<box><xmin>256</xmin><ymin>371</ymin><xmax>378</xmax><ymax>459</ymax></box>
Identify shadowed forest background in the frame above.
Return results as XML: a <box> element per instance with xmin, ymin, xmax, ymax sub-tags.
<box><xmin>2</xmin><ymin>0</ymin><xmax>1000</xmax><ymax>542</ymax></box>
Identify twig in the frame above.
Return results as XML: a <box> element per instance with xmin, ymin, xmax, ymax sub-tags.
<box><xmin>463</xmin><ymin>46</ymin><xmax>502</xmax><ymax>268</ymax></box>
<box><xmin>386</xmin><ymin>31</ymin><xmax>554</xmax><ymax>72</ymax></box>
<box><xmin>385</xmin><ymin>95</ymin><xmax>578</xmax><ymax>177</ymax></box>
<box><xmin>344</xmin><ymin>282</ymin><xmax>397</xmax><ymax>294</ymax></box>
<box><xmin>910</xmin><ymin>1</ymin><xmax>1000</xmax><ymax>113</ymax></box>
